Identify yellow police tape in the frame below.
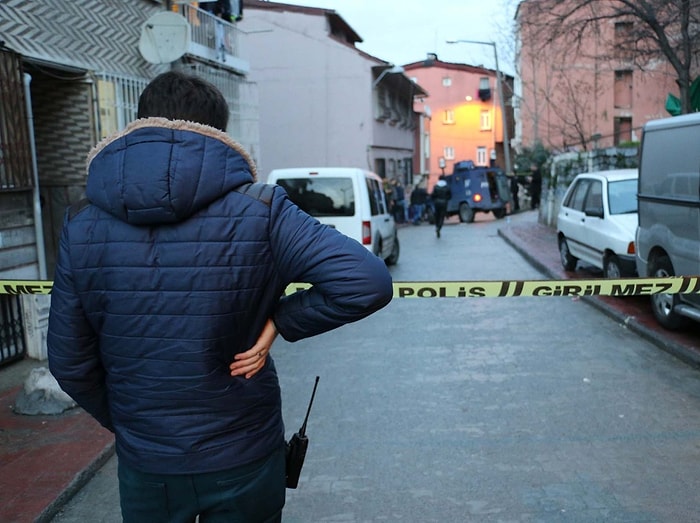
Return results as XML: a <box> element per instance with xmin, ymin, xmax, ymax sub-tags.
<box><xmin>2</xmin><ymin>277</ymin><xmax>700</xmax><ymax>298</ymax></box>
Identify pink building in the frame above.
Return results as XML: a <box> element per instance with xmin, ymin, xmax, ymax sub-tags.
<box><xmin>515</xmin><ymin>0</ymin><xmax>679</xmax><ymax>152</ymax></box>
<box><xmin>405</xmin><ymin>54</ymin><xmax>515</xmax><ymax>190</ymax></box>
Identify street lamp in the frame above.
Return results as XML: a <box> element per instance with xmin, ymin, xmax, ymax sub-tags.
<box><xmin>446</xmin><ymin>39</ymin><xmax>512</xmax><ymax>175</ymax></box>
<box><xmin>372</xmin><ymin>64</ymin><xmax>405</xmax><ymax>88</ymax></box>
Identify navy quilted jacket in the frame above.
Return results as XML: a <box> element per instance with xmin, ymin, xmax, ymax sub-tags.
<box><xmin>47</xmin><ymin>118</ymin><xmax>393</xmax><ymax>475</ymax></box>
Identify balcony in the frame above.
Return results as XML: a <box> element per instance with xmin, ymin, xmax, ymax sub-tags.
<box><xmin>175</xmin><ymin>3</ymin><xmax>249</xmax><ymax>75</ymax></box>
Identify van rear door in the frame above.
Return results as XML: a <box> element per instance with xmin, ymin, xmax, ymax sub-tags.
<box><xmin>273</xmin><ymin>175</ymin><xmax>359</xmax><ymax>235</ymax></box>
<box><xmin>365</xmin><ymin>175</ymin><xmax>395</xmax><ymax>259</ymax></box>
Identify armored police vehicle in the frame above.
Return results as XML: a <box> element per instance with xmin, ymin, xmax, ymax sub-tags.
<box><xmin>443</xmin><ymin>160</ymin><xmax>511</xmax><ymax>223</ymax></box>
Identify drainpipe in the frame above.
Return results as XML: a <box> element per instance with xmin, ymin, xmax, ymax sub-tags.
<box><xmin>23</xmin><ymin>73</ymin><xmax>47</xmax><ymax>280</ymax></box>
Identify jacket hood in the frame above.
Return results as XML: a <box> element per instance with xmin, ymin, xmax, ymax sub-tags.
<box><xmin>85</xmin><ymin>117</ymin><xmax>257</xmax><ymax>225</ymax></box>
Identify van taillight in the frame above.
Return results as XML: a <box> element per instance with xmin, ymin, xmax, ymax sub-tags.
<box><xmin>627</xmin><ymin>242</ymin><xmax>635</xmax><ymax>255</ymax></box>
<box><xmin>473</xmin><ymin>193</ymin><xmax>483</xmax><ymax>203</ymax></box>
<box><xmin>362</xmin><ymin>221</ymin><xmax>371</xmax><ymax>245</ymax></box>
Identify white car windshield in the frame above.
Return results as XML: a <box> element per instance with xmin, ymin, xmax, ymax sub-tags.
<box><xmin>607</xmin><ymin>179</ymin><xmax>638</xmax><ymax>214</ymax></box>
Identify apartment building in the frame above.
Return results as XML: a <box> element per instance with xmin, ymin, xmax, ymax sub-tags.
<box><xmin>405</xmin><ymin>54</ymin><xmax>515</xmax><ymax>190</ymax></box>
<box><xmin>515</xmin><ymin>0</ymin><xmax>679</xmax><ymax>152</ymax></box>
<box><xmin>239</xmin><ymin>0</ymin><xmax>426</xmax><ymax>184</ymax></box>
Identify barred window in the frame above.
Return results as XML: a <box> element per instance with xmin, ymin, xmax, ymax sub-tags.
<box><xmin>95</xmin><ymin>73</ymin><xmax>149</xmax><ymax>139</ymax></box>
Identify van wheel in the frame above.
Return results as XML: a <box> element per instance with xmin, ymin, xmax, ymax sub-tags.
<box><xmin>558</xmin><ymin>236</ymin><xmax>577</xmax><ymax>271</ymax></box>
<box><xmin>459</xmin><ymin>203</ymin><xmax>474</xmax><ymax>223</ymax></box>
<box><xmin>492</xmin><ymin>208</ymin><xmax>506</xmax><ymax>219</ymax></box>
<box><xmin>386</xmin><ymin>234</ymin><xmax>400</xmax><ymax>265</ymax></box>
<box><xmin>372</xmin><ymin>238</ymin><xmax>382</xmax><ymax>259</ymax></box>
<box><xmin>603</xmin><ymin>254</ymin><xmax>622</xmax><ymax>279</ymax></box>
<box><xmin>649</xmin><ymin>255</ymin><xmax>687</xmax><ymax>330</ymax></box>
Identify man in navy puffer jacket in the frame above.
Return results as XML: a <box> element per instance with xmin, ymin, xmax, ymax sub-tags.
<box><xmin>47</xmin><ymin>71</ymin><xmax>393</xmax><ymax>523</ymax></box>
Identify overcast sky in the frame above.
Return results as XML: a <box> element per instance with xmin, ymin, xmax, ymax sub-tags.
<box><xmin>275</xmin><ymin>0</ymin><xmax>518</xmax><ymax>73</ymax></box>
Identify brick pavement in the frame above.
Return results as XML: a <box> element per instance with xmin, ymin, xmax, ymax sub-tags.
<box><xmin>0</xmin><ymin>363</ymin><xmax>114</xmax><ymax>523</ymax></box>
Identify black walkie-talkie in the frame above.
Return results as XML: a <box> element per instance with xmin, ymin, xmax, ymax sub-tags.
<box><xmin>286</xmin><ymin>376</ymin><xmax>320</xmax><ymax>489</ymax></box>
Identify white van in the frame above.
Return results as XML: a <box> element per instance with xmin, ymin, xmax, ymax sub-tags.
<box><xmin>267</xmin><ymin>167</ymin><xmax>400</xmax><ymax>265</ymax></box>
<box><xmin>636</xmin><ymin>113</ymin><xmax>700</xmax><ymax>329</ymax></box>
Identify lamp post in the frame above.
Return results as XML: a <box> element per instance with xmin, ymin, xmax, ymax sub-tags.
<box><xmin>446</xmin><ymin>39</ymin><xmax>512</xmax><ymax>175</ymax></box>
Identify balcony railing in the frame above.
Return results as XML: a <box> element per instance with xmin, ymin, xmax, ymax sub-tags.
<box><xmin>175</xmin><ymin>3</ymin><xmax>249</xmax><ymax>75</ymax></box>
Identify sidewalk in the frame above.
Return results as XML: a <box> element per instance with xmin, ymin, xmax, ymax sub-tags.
<box><xmin>0</xmin><ymin>210</ymin><xmax>697</xmax><ymax>523</ymax></box>
<box><xmin>0</xmin><ymin>359</ymin><xmax>114</xmax><ymax>523</ymax></box>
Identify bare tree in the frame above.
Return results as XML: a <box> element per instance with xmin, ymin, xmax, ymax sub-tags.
<box><xmin>541</xmin><ymin>66</ymin><xmax>603</xmax><ymax>150</ymax></box>
<box><xmin>521</xmin><ymin>0</ymin><xmax>700</xmax><ymax>114</ymax></box>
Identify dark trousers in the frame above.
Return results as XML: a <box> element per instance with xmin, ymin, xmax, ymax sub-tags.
<box><xmin>118</xmin><ymin>445</ymin><xmax>286</xmax><ymax>523</ymax></box>
<box><xmin>434</xmin><ymin>202</ymin><xmax>447</xmax><ymax>230</ymax></box>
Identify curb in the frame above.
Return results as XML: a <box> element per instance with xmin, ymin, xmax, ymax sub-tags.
<box><xmin>35</xmin><ymin>442</ymin><xmax>116</xmax><ymax>523</ymax></box>
<box><xmin>498</xmin><ymin>227</ymin><xmax>700</xmax><ymax>369</ymax></box>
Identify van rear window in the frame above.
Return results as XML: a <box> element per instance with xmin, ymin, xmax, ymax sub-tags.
<box><xmin>641</xmin><ymin>124</ymin><xmax>700</xmax><ymax>200</ymax></box>
<box><xmin>276</xmin><ymin>178</ymin><xmax>355</xmax><ymax>217</ymax></box>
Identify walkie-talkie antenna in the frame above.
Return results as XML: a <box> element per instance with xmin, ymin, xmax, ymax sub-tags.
<box><xmin>298</xmin><ymin>376</ymin><xmax>320</xmax><ymax>437</ymax></box>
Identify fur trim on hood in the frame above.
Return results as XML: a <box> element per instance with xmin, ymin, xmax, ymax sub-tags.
<box><xmin>86</xmin><ymin>117</ymin><xmax>257</xmax><ymax>180</ymax></box>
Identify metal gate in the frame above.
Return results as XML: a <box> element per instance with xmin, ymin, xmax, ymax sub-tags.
<box><xmin>0</xmin><ymin>295</ymin><xmax>26</xmax><ymax>366</ymax></box>
<box><xmin>0</xmin><ymin>48</ymin><xmax>31</xmax><ymax>366</ymax></box>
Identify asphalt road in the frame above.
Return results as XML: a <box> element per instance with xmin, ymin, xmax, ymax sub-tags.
<box><xmin>52</xmin><ymin>211</ymin><xmax>700</xmax><ymax>522</ymax></box>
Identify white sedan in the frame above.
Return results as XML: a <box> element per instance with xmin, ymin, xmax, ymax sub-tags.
<box><xmin>557</xmin><ymin>169</ymin><xmax>638</xmax><ymax>278</ymax></box>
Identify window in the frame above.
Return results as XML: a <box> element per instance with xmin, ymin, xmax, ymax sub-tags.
<box><xmin>476</xmin><ymin>146</ymin><xmax>487</xmax><ymax>166</ymax></box>
<box><xmin>480</xmin><ymin>110</ymin><xmax>491</xmax><ymax>131</ymax></box>
<box><xmin>614</xmin><ymin>21</ymin><xmax>634</xmax><ymax>60</ymax></box>
<box><xmin>478</xmin><ymin>77</ymin><xmax>491</xmax><ymax>101</ymax></box>
<box><xmin>564</xmin><ymin>179</ymin><xmax>592</xmax><ymax>211</ymax></box>
<box><xmin>374</xmin><ymin>158</ymin><xmax>386</xmax><ymax>178</ymax></box>
<box><xmin>366</xmin><ymin>178</ymin><xmax>382</xmax><ymax>216</ymax></box>
<box><xmin>614</xmin><ymin>117</ymin><xmax>633</xmax><ymax>145</ymax></box>
<box><xmin>276</xmin><ymin>177</ymin><xmax>355</xmax><ymax>217</ymax></box>
<box><xmin>444</xmin><ymin>146</ymin><xmax>455</xmax><ymax>160</ymax></box>
<box><xmin>403</xmin><ymin>158</ymin><xmax>413</xmax><ymax>182</ymax></box>
<box><xmin>584</xmin><ymin>181</ymin><xmax>603</xmax><ymax>215</ymax></box>
<box><xmin>442</xmin><ymin>76</ymin><xmax>452</xmax><ymax>87</ymax></box>
<box><xmin>614</xmin><ymin>70</ymin><xmax>633</xmax><ymax>109</ymax></box>
<box><xmin>375</xmin><ymin>86</ymin><xmax>391</xmax><ymax>120</ymax></box>
<box><xmin>608</xmin><ymin>179</ymin><xmax>638</xmax><ymax>214</ymax></box>
<box><xmin>96</xmin><ymin>74</ymin><xmax>149</xmax><ymax>140</ymax></box>
<box><xmin>443</xmin><ymin>109</ymin><xmax>455</xmax><ymax>124</ymax></box>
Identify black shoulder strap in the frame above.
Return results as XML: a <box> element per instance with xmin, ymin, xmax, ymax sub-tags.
<box><xmin>68</xmin><ymin>198</ymin><xmax>91</xmax><ymax>221</ymax></box>
<box><xmin>235</xmin><ymin>182</ymin><xmax>274</xmax><ymax>206</ymax></box>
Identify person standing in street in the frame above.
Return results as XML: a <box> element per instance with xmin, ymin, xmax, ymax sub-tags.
<box><xmin>391</xmin><ymin>178</ymin><xmax>408</xmax><ymax>223</ymax></box>
<box><xmin>510</xmin><ymin>173</ymin><xmax>520</xmax><ymax>212</ymax></box>
<box><xmin>46</xmin><ymin>71</ymin><xmax>393</xmax><ymax>523</ymax></box>
<box><xmin>529</xmin><ymin>163</ymin><xmax>542</xmax><ymax>210</ymax></box>
<box><xmin>410</xmin><ymin>183</ymin><xmax>428</xmax><ymax>225</ymax></box>
<box><xmin>431</xmin><ymin>175</ymin><xmax>452</xmax><ymax>238</ymax></box>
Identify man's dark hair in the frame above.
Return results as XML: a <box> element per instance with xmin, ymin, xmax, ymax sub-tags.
<box><xmin>137</xmin><ymin>71</ymin><xmax>229</xmax><ymax>132</ymax></box>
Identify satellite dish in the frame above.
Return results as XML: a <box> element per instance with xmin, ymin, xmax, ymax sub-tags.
<box><xmin>139</xmin><ymin>11</ymin><xmax>190</xmax><ymax>64</ymax></box>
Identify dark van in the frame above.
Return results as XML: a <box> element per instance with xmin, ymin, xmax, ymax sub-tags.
<box><xmin>635</xmin><ymin>113</ymin><xmax>700</xmax><ymax>329</ymax></box>
<box><xmin>442</xmin><ymin>160</ymin><xmax>511</xmax><ymax>222</ymax></box>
